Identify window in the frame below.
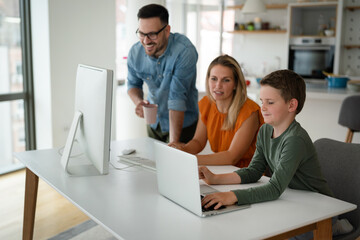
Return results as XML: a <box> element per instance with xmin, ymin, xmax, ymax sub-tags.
<box><xmin>0</xmin><ymin>0</ymin><xmax>35</xmax><ymax>174</ymax></box>
<box><xmin>115</xmin><ymin>0</ymin><xmax>128</xmax><ymax>84</ymax></box>
<box><xmin>180</xmin><ymin>2</ymin><xmax>234</xmax><ymax>90</ymax></box>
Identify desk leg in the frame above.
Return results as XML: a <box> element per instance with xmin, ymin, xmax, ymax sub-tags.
<box><xmin>264</xmin><ymin>218</ymin><xmax>332</xmax><ymax>240</ymax></box>
<box><xmin>313</xmin><ymin>218</ymin><xmax>332</xmax><ymax>240</ymax></box>
<box><xmin>23</xmin><ymin>168</ymin><xmax>39</xmax><ymax>240</ymax></box>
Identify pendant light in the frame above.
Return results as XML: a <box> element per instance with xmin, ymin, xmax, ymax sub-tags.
<box><xmin>242</xmin><ymin>0</ymin><xmax>266</xmax><ymax>14</ymax></box>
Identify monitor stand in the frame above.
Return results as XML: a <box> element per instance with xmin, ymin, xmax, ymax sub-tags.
<box><xmin>60</xmin><ymin>111</ymin><xmax>101</xmax><ymax>176</ymax></box>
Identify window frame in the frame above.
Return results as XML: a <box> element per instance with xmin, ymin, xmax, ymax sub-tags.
<box><xmin>0</xmin><ymin>0</ymin><xmax>36</xmax><ymax>174</ymax></box>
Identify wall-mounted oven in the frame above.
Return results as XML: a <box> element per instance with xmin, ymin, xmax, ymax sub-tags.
<box><xmin>288</xmin><ymin>37</ymin><xmax>335</xmax><ymax>80</ymax></box>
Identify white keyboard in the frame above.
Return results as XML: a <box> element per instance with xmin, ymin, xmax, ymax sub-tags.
<box><xmin>118</xmin><ymin>155</ymin><xmax>156</xmax><ymax>171</ymax></box>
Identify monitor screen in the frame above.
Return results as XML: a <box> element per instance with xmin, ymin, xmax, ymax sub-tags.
<box><xmin>61</xmin><ymin>64</ymin><xmax>113</xmax><ymax>175</ymax></box>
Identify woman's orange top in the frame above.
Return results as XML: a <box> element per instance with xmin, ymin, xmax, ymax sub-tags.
<box><xmin>199</xmin><ymin>96</ymin><xmax>264</xmax><ymax>168</ymax></box>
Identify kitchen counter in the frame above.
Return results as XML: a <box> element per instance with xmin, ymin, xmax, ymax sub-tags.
<box><xmin>245</xmin><ymin>82</ymin><xmax>360</xmax><ymax>143</ymax></box>
<box><xmin>247</xmin><ymin>81</ymin><xmax>360</xmax><ymax>102</ymax></box>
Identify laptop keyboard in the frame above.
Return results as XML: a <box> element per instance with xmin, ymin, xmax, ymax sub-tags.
<box><xmin>118</xmin><ymin>155</ymin><xmax>156</xmax><ymax>171</ymax></box>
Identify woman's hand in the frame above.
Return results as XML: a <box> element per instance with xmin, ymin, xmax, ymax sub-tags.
<box><xmin>168</xmin><ymin>142</ymin><xmax>186</xmax><ymax>151</ymax></box>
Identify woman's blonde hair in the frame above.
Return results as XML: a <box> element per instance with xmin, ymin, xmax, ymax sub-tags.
<box><xmin>205</xmin><ymin>55</ymin><xmax>247</xmax><ymax>130</ymax></box>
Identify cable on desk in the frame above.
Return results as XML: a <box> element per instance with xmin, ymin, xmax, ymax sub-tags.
<box><xmin>109</xmin><ymin>161</ymin><xmax>145</xmax><ymax>172</ymax></box>
<box><xmin>57</xmin><ymin>140</ymin><xmax>85</xmax><ymax>158</ymax></box>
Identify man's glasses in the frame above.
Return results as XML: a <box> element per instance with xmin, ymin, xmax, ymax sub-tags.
<box><xmin>136</xmin><ymin>25</ymin><xmax>167</xmax><ymax>40</ymax></box>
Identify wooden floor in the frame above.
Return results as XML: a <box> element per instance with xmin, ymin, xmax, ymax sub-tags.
<box><xmin>0</xmin><ymin>169</ymin><xmax>89</xmax><ymax>240</ymax></box>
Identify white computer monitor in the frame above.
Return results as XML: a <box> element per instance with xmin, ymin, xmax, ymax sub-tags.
<box><xmin>61</xmin><ymin>64</ymin><xmax>113</xmax><ymax>175</ymax></box>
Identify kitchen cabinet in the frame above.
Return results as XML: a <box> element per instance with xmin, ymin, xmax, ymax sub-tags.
<box><xmin>344</xmin><ymin>45</ymin><xmax>360</xmax><ymax>49</ymax></box>
<box><xmin>346</xmin><ymin>6</ymin><xmax>360</xmax><ymax>11</ymax></box>
<box><xmin>340</xmin><ymin>1</ymin><xmax>360</xmax><ymax>76</ymax></box>
<box><xmin>343</xmin><ymin>4</ymin><xmax>360</xmax><ymax>47</ymax></box>
<box><xmin>287</xmin><ymin>2</ymin><xmax>339</xmax><ymax>80</ymax></box>
<box><xmin>289</xmin><ymin>2</ymin><xmax>337</xmax><ymax>37</ymax></box>
<box><xmin>227</xmin><ymin>4</ymin><xmax>288</xmax><ymax>10</ymax></box>
<box><xmin>225</xmin><ymin>3</ymin><xmax>288</xmax><ymax>35</ymax></box>
<box><xmin>227</xmin><ymin>29</ymin><xmax>286</xmax><ymax>34</ymax></box>
<box><xmin>285</xmin><ymin>1</ymin><xmax>347</xmax><ymax>78</ymax></box>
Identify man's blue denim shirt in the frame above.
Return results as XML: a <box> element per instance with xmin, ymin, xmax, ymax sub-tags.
<box><xmin>127</xmin><ymin>33</ymin><xmax>199</xmax><ymax>132</ymax></box>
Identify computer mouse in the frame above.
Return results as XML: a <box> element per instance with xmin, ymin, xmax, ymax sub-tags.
<box><xmin>122</xmin><ymin>148</ymin><xmax>136</xmax><ymax>155</ymax></box>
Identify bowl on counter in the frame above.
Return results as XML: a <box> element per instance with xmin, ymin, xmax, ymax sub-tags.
<box><xmin>326</xmin><ymin>76</ymin><xmax>349</xmax><ymax>88</ymax></box>
<box><xmin>324</xmin><ymin>29</ymin><xmax>335</xmax><ymax>36</ymax></box>
<box><xmin>347</xmin><ymin>80</ymin><xmax>360</xmax><ymax>92</ymax></box>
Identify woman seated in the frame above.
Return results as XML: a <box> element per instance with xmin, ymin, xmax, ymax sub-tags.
<box><xmin>169</xmin><ymin>55</ymin><xmax>264</xmax><ymax>168</ymax></box>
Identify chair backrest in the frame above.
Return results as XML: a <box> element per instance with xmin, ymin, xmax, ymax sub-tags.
<box><xmin>314</xmin><ymin>138</ymin><xmax>360</xmax><ymax>239</ymax></box>
<box><xmin>338</xmin><ymin>95</ymin><xmax>360</xmax><ymax>131</ymax></box>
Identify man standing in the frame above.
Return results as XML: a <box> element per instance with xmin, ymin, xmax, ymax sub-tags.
<box><xmin>127</xmin><ymin>4</ymin><xmax>198</xmax><ymax>144</ymax></box>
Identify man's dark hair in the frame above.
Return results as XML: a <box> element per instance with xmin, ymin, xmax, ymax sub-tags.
<box><xmin>137</xmin><ymin>4</ymin><xmax>169</xmax><ymax>25</ymax></box>
<box><xmin>260</xmin><ymin>69</ymin><xmax>306</xmax><ymax>114</ymax></box>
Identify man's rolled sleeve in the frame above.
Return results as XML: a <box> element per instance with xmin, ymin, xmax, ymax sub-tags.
<box><xmin>168</xmin><ymin>99</ymin><xmax>187</xmax><ymax>112</ymax></box>
<box><xmin>167</xmin><ymin>46</ymin><xmax>197</xmax><ymax>112</ymax></box>
<box><xmin>127</xmin><ymin>45</ymin><xmax>145</xmax><ymax>91</ymax></box>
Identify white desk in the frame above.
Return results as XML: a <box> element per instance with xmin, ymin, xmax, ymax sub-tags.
<box><xmin>15</xmin><ymin>137</ymin><xmax>356</xmax><ymax>240</ymax></box>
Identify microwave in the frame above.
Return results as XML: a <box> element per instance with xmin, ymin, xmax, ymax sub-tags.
<box><xmin>288</xmin><ymin>37</ymin><xmax>335</xmax><ymax>79</ymax></box>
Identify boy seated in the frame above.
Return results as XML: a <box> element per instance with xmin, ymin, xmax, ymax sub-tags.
<box><xmin>199</xmin><ymin>69</ymin><xmax>352</xmax><ymax>239</ymax></box>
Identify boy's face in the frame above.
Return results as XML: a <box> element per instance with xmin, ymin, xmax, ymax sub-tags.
<box><xmin>259</xmin><ymin>85</ymin><xmax>296</xmax><ymax>128</ymax></box>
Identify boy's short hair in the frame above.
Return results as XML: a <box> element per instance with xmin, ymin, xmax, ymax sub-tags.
<box><xmin>137</xmin><ymin>4</ymin><xmax>169</xmax><ymax>25</ymax></box>
<box><xmin>260</xmin><ymin>70</ymin><xmax>306</xmax><ymax>114</ymax></box>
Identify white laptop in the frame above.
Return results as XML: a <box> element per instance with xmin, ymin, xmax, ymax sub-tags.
<box><xmin>154</xmin><ymin>142</ymin><xmax>250</xmax><ymax>217</ymax></box>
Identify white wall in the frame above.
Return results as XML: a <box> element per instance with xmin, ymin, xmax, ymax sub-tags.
<box><xmin>297</xmin><ymin>97</ymin><xmax>360</xmax><ymax>144</ymax></box>
<box><xmin>0</xmin><ymin>47</ymin><xmax>12</xmax><ymax>164</ymax></box>
<box><xmin>167</xmin><ymin>1</ymin><xmax>186</xmax><ymax>33</ymax></box>
<box><xmin>229</xmin><ymin>7</ymin><xmax>289</xmax><ymax>77</ymax></box>
<box><xmin>31</xmin><ymin>0</ymin><xmax>52</xmax><ymax>148</ymax></box>
<box><xmin>31</xmin><ymin>0</ymin><xmax>116</xmax><ymax>149</ymax></box>
<box><xmin>232</xmin><ymin>33</ymin><xmax>288</xmax><ymax>76</ymax></box>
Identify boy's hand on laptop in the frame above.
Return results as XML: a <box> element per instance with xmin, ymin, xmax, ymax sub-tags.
<box><xmin>198</xmin><ymin>166</ymin><xmax>217</xmax><ymax>184</ymax></box>
<box><xmin>199</xmin><ymin>166</ymin><xmax>242</xmax><ymax>185</ymax></box>
<box><xmin>201</xmin><ymin>192</ymin><xmax>237</xmax><ymax>210</ymax></box>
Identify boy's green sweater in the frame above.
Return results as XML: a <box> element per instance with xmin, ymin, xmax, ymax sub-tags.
<box><xmin>233</xmin><ymin>120</ymin><xmax>333</xmax><ymax>205</ymax></box>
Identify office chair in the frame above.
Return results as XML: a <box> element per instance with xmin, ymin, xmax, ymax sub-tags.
<box><xmin>314</xmin><ymin>138</ymin><xmax>360</xmax><ymax>240</ymax></box>
<box><xmin>338</xmin><ymin>95</ymin><xmax>360</xmax><ymax>143</ymax></box>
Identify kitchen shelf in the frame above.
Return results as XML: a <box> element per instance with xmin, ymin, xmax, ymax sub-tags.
<box><xmin>290</xmin><ymin>35</ymin><xmax>336</xmax><ymax>38</ymax></box>
<box><xmin>344</xmin><ymin>45</ymin><xmax>360</xmax><ymax>49</ymax></box>
<box><xmin>227</xmin><ymin>4</ymin><xmax>288</xmax><ymax>10</ymax></box>
<box><xmin>228</xmin><ymin>29</ymin><xmax>287</xmax><ymax>34</ymax></box>
<box><xmin>346</xmin><ymin>6</ymin><xmax>360</xmax><ymax>11</ymax></box>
